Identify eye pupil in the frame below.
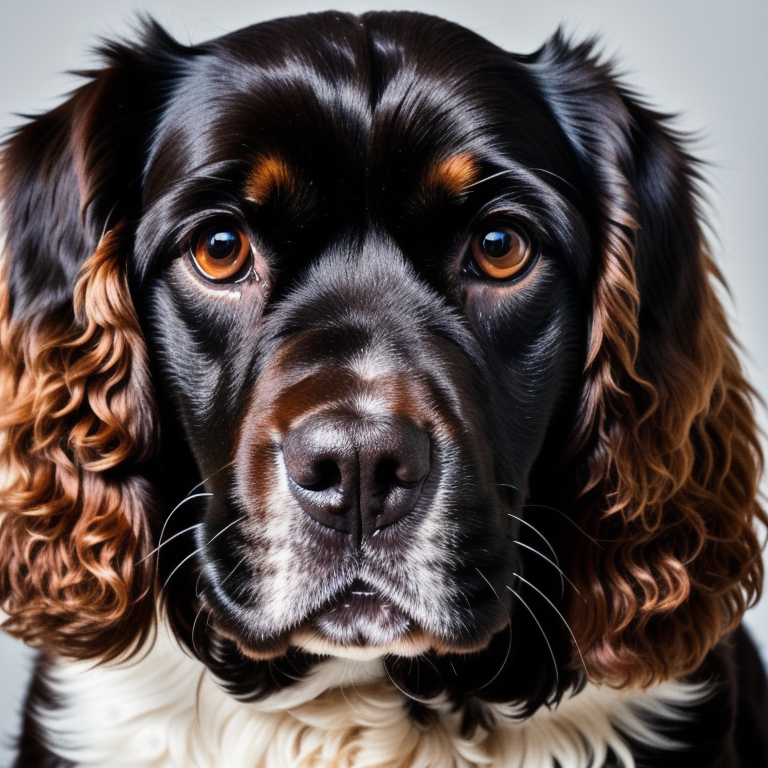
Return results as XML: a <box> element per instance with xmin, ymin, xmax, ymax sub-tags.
<box><xmin>207</xmin><ymin>230</ymin><xmax>239</xmax><ymax>260</ymax></box>
<box><xmin>482</xmin><ymin>230</ymin><xmax>512</xmax><ymax>258</ymax></box>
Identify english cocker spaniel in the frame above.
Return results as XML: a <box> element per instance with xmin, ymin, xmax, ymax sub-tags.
<box><xmin>1</xmin><ymin>12</ymin><xmax>766</xmax><ymax>768</ymax></box>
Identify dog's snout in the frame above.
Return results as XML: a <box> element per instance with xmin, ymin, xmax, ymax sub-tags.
<box><xmin>282</xmin><ymin>415</ymin><xmax>430</xmax><ymax>537</ymax></box>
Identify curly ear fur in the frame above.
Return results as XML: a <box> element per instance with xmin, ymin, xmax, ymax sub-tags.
<box><xmin>0</xmin><ymin>227</ymin><xmax>157</xmax><ymax>660</ymax></box>
<box><xmin>0</xmin><ymin>22</ymin><xmax>187</xmax><ymax>659</ymax></box>
<box><xmin>531</xmin><ymin>33</ymin><xmax>766</xmax><ymax>686</ymax></box>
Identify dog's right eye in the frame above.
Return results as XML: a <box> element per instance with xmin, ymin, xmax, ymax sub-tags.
<box><xmin>469</xmin><ymin>224</ymin><xmax>533</xmax><ymax>281</ymax></box>
<box><xmin>191</xmin><ymin>226</ymin><xmax>251</xmax><ymax>281</ymax></box>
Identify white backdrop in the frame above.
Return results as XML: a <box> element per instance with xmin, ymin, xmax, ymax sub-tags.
<box><xmin>1</xmin><ymin>1</ymin><xmax>766</xmax><ymax>765</ymax></box>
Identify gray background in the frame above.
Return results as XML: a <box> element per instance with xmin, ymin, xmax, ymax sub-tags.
<box><xmin>0</xmin><ymin>1</ymin><xmax>766</xmax><ymax>765</ymax></box>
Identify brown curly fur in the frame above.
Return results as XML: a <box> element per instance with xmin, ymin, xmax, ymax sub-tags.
<box><xmin>525</xmin><ymin>37</ymin><xmax>768</xmax><ymax>687</ymax></box>
<box><xmin>0</xmin><ymin>225</ymin><xmax>157</xmax><ymax>660</ymax></box>
<box><xmin>569</xmin><ymin>200</ymin><xmax>766</xmax><ymax>686</ymax></box>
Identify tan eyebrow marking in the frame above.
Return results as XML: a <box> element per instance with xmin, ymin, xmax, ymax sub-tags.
<box><xmin>246</xmin><ymin>155</ymin><xmax>295</xmax><ymax>203</ymax></box>
<box><xmin>424</xmin><ymin>153</ymin><xmax>480</xmax><ymax>199</ymax></box>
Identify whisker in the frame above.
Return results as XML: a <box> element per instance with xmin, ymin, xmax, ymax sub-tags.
<box><xmin>383</xmin><ymin>663</ymin><xmax>432</xmax><ymax>705</ymax></box>
<box><xmin>497</xmin><ymin>483</ymin><xmax>602</xmax><ymax>547</ymax></box>
<box><xmin>455</xmin><ymin>586</ymin><xmax>474</xmax><ymax>617</ymax></box>
<box><xmin>522</xmin><ymin>503</ymin><xmax>602</xmax><ymax>547</ymax></box>
<box><xmin>219</xmin><ymin>554</ymin><xmax>248</xmax><ymax>587</ymax></box>
<box><xmin>156</xmin><ymin>460</ymin><xmax>236</xmax><ymax>554</ymax></box>
<box><xmin>191</xmin><ymin>605</ymin><xmax>206</xmax><ymax>657</ymax></box>
<box><xmin>156</xmin><ymin>493</ymin><xmax>213</xmax><ymax>560</ymax></box>
<box><xmin>512</xmin><ymin>572</ymin><xmax>588</xmax><ymax>677</ymax></box>
<box><xmin>529</xmin><ymin>167</ymin><xmax>579</xmax><ymax>195</ymax></box>
<box><xmin>512</xmin><ymin>539</ymin><xmax>581</xmax><ymax>598</ymax></box>
<box><xmin>420</xmin><ymin>651</ymin><xmax>443</xmax><ymax>680</ymax></box>
<box><xmin>163</xmin><ymin>516</ymin><xmax>245</xmax><ymax>592</ymax></box>
<box><xmin>506</xmin><ymin>512</ymin><xmax>557</xmax><ymax>558</ymax></box>
<box><xmin>384</xmin><ymin>664</ymin><xmax>429</xmax><ymax>704</ymax></box>
<box><xmin>507</xmin><ymin>512</ymin><xmax>565</xmax><ymax>596</ymax></box>
<box><xmin>162</xmin><ymin>547</ymin><xmax>202</xmax><ymax>591</ymax></box>
<box><xmin>505</xmin><ymin>581</ymin><xmax>559</xmax><ymax>688</ymax></box>
<box><xmin>138</xmin><ymin>523</ymin><xmax>204</xmax><ymax>564</ymax></box>
<box><xmin>465</xmin><ymin>169</ymin><xmax>513</xmax><ymax>188</ymax></box>
<box><xmin>204</xmin><ymin>515</ymin><xmax>245</xmax><ymax>546</ymax></box>
<box><xmin>474</xmin><ymin>568</ymin><xmax>513</xmax><ymax>691</ymax></box>
<box><xmin>275</xmin><ymin>658</ymin><xmax>305</xmax><ymax>684</ymax></box>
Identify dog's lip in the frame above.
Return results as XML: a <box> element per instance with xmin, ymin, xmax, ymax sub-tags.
<box><xmin>292</xmin><ymin>576</ymin><xmax>507</xmax><ymax>658</ymax></box>
<box><xmin>317</xmin><ymin>578</ymin><xmax>406</xmax><ymax>623</ymax></box>
<box><xmin>340</xmin><ymin>578</ymin><xmax>382</xmax><ymax>601</ymax></box>
<box><xmin>307</xmin><ymin>578</ymin><xmax>413</xmax><ymax>644</ymax></box>
<box><xmin>205</xmin><ymin>578</ymin><xmax>417</xmax><ymax>661</ymax></box>
<box><xmin>348</xmin><ymin>582</ymin><xmax>378</xmax><ymax>598</ymax></box>
<box><xmin>223</xmin><ymin>576</ymin><xmax>510</xmax><ymax>661</ymax></box>
<box><xmin>289</xmin><ymin>580</ymin><xmax>433</xmax><ymax>659</ymax></box>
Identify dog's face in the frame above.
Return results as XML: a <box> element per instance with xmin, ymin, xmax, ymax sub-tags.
<box><xmin>137</xmin><ymin>16</ymin><xmax>587</xmax><ymax>666</ymax></box>
<box><xmin>0</xmin><ymin>12</ymin><xmax>764</xmax><ymax>711</ymax></box>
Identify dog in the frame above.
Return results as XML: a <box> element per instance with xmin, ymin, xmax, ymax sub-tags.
<box><xmin>1</xmin><ymin>11</ymin><xmax>766</xmax><ymax>768</ymax></box>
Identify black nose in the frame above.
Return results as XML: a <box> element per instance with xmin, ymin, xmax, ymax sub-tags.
<box><xmin>282</xmin><ymin>415</ymin><xmax>431</xmax><ymax>538</ymax></box>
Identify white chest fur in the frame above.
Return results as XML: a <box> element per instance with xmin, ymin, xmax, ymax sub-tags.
<box><xmin>38</xmin><ymin>626</ymin><xmax>703</xmax><ymax>768</ymax></box>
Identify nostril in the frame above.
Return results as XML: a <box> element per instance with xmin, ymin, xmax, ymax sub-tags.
<box><xmin>364</xmin><ymin>425</ymin><xmax>431</xmax><ymax>529</ymax></box>
<box><xmin>375</xmin><ymin>453</ymin><xmax>428</xmax><ymax>491</ymax></box>
<box><xmin>292</xmin><ymin>458</ymin><xmax>342</xmax><ymax>492</ymax></box>
<box><xmin>369</xmin><ymin>422</ymin><xmax>431</xmax><ymax>491</ymax></box>
<box><xmin>374</xmin><ymin>458</ymin><xmax>403</xmax><ymax>490</ymax></box>
<box><xmin>282</xmin><ymin>420</ymin><xmax>352</xmax><ymax>491</ymax></box>
<box><xmin>282</xmin><ymin>420</ymin><xmax>357</xmax><ymax>532</ymax></box>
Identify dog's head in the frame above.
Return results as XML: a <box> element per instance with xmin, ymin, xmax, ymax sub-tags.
<box><xmin>1</xmin><ymin>12</ymin><xmax>764</xmax><ymax>710</ymax></box>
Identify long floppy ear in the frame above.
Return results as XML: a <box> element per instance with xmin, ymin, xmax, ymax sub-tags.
<box><xmin>0</xmin><ymin>22</ymin><xmax>190</xmax><ymax>660</ymax></box>
<box><xmin>528</xmin><ymin>33</ymin><xmax>766</xmax><ymax>687</ymax></box>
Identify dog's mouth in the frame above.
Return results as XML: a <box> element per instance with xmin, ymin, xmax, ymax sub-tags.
<box><xmin>288</xmin><ymin>578</ymin><xmax>433</xmax><ymax>660</ymax></box>
<box><xmin>311</xmin><ymin>579</ymin><xmax>410</xmax><ymax>641</ymax></box>
<box><xmin>215</xmin><ymin>568</ymin><xmax>512</xmax><ymax>662</ymax></box>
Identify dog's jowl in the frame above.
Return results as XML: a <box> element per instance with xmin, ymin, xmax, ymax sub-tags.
<box><xmin>1</xmin><ymin>12</ymin><xmax>766</xmax><ymax>768</ymax></box>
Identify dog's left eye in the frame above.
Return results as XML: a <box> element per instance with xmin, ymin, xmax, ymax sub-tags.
<box><xmin>191</xmin><ymin>225</ymin><xmax>252</xmax><ymax>281</ymax></box>
<box><xmin>470</xmin><ymin>225</ymin><xmax>533</xmax><ymax>280</ymax></box>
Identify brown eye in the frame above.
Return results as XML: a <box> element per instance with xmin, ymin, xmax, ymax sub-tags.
<box><xmin>471</xmin><ymin>225</ymin><xmax>532</xmax><ymax>280</ymax></box>
<box><xmin>191</xmin><ymin>225</ymin><xmax>251</xmax><ymax>281</ymax></box>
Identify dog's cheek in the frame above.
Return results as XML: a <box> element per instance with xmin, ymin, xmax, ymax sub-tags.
<box><xmin>141</xmin><ymin>263</ymin><xmax>269</xmax><ymax>475</ymax></box>
<box><xmin>463</xmin><ymin>264</ymin><xmax>586</xmax><ymax>478</ymax></box>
